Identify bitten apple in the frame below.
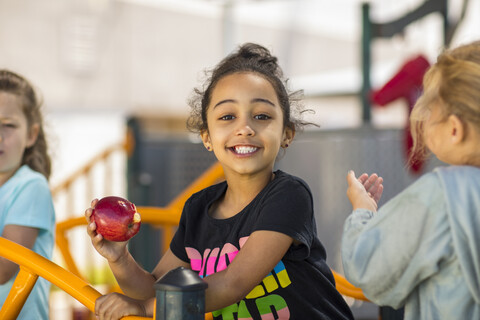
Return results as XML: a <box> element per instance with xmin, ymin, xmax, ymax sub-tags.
<box><xmin>91</xmin><ymin>196</ymin><xmax>141</xmax><ymax>242</ymax></box>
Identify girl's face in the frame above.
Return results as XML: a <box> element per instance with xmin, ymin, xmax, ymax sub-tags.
<box><xmin>201</xmin><ymin>72</ymin><xmax>293</xmax><ymax>177</ymax></box>
<box><xmin>0</xmin><ymin>92</ymin><xmax>37</xmax><ymax>183</ymax></box>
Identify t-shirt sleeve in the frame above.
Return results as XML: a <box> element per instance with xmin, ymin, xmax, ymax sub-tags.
<box><xmin>169</xmin><ymin>198</ymin><xmax>190</xmax><ymax>262</ymax></box>
<box><xmin>4</xmin><ymin>178</ymin><xmax>55</xmax><ymax>232</ymax></box>
<box><xmin>252</xmin><ymin>178</ymin><xmax>315</xmax><ymax>260</ymax></box>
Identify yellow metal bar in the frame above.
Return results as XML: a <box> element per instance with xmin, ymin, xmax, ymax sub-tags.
<box><xmin>0</xmin><ymin>237</ymin><xmax>150</xmax><ymax>319</ymax></box>
<box><xmin>0</xmin><ymin>267</ymin><xmax>38</xmax><ymax>319</ymax></box>
<box><xmin>168</xmin><ymin>162</ymin><xmax>225</xmax><ymax>211</ymax></box>
<box><xmin>50</xmin><ymin>142</ymin><xmax>125</xmax><ymax>197</ymax></box>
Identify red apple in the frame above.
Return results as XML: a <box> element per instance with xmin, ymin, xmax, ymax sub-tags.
<box><xmin>91</xmin><ymin>196</ymin><xmax>141</xmax><ymax>242</ymax></box>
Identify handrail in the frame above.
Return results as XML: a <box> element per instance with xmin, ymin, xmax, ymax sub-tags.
<box><xmin>51</xmin><ymin>142</ymin><xmax>126</xmax><ymax>197</ymax></box>
<box><xmin>0</xmin><ymin>237</ymin><xmax>148</xmax><ymax>320</ymax></box>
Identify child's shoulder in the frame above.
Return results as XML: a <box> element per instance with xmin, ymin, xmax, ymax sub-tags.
<box><xmin>433</xmin><ymin>165</ymin><xmax>480</xmax><ymax>180</ymax></box>
<box><xmin>186</xmin><ymin>179</ymin><xmax>227</xmax><ymax>204</ymax></box>
<box><xmin>433</xmin><ymin>165</ymin><xmax>480</xmax><ymax>196</ymax></box>
<box><xmin>273</xmin><ymin>170</ymin><xmax>311</xmax><ymax>189</ymax></box>
<box><xmin>4</xmin><ymin>165</ymin><xmax>48</xmax><ymax>190</ymax></box>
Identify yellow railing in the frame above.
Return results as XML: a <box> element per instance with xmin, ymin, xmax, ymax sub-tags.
<box><xmin>0</xmin><ymin>237</ymin><xmax>148</xmax><ymax>320</ymax></box>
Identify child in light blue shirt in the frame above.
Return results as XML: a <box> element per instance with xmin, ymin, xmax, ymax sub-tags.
<box><xmin>0</xmin><ymin>70</ymin><xmax>55</xmax><ymax>319</ymax></box>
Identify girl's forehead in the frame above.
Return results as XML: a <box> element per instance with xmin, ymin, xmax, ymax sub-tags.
<box><xmin>212</xmin><ymin>72</ymin><xmax>277</xmax><ymax>96</ymax></box>
<box><xmin>0</xmin><ymin>92</ymin><xmax>25</xmax><ymax>119</ymax></box>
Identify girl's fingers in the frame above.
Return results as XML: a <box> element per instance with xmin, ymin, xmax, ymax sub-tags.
<box><xmin>373</xmin><ymin>184</ymin><xmax>384</xmax><ymax>203</ymax></box>
<box><xmin>346</xmin><ymin>170</ymin><xmax>356</xmax><ymax>186</ymax></box>
<box><xmin>357</xmin><ymin>173</ymin><xmax>369</xmax><ymax>184</ymax></box>
<box><xmin>363</xmin><ymin>174</ymin><xmax>378</xmax><ymax>191</ymax></box>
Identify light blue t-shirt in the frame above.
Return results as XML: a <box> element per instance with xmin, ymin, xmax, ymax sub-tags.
<box><xmin>0</xmin><ymin>165</ymin><xmax>55</xmax><ymax>320</ymax></box>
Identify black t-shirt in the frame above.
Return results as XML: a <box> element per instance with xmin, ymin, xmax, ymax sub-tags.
<box><xmin>170</xmin><ymin>170</ymin><xmax>353</xmax><ymax>320</ymax></box>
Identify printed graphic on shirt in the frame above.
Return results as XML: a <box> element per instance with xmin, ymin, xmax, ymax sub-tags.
<box><xmin>186</xmin><ymin>237</ymin><xmax>292</xmax><ymax>319</ymax></box>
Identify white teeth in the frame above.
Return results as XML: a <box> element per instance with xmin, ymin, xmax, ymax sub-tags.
<box><xmin>235</xmin><ymin>146</ymin><xmax>257</xmax><ymax>154</ymax></box>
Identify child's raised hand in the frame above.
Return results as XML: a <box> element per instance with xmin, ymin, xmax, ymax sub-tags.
<box><xmin>94</xmin><ymin>292</ymin><xmax>147</xmax><ymax>320</ymax></box>
<box><xmin>85</xmin><ymin>199</ymin><xmax>128</xmax><ymax>263</ymax></box>
<box><xmin>346</xmin><ymin>171</ymin><xmax>384</xmax><ymax>212</ymax></box>
<box><xmin>357</xmin><ymin>172</ymin><xmax>384</xmax><ymax>204</ymax></box>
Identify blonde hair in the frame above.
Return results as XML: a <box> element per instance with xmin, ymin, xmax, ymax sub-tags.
<box><xmin>410</xmin><ymin>40</ymin><xmax>480</xmax><ymax>164</ymax></box>
<box><xmin>0</xmin><ymin>70</ymin><xmax>51</xmax><ymax>180</ymax></box>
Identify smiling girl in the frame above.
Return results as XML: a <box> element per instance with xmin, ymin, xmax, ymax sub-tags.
<box><xmin>86</xmin><ymin>43</ymin><xmax>354</xmax><ymax>320</ymax></box>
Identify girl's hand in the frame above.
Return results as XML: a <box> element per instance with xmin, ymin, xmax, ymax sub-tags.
<box><xmin>85</xmin><ymin>199</ymin><xmax>128</xmax><ymax>263</ymax></box>
<box><xmin>346</xmin><ymin>170</ymin><xmax>384</xmax><ymax>212</ymax></box>
<box><xmin>94</xmin><ymin>293</ymin><xmax>147</xmax><ymax>320</ymax></box>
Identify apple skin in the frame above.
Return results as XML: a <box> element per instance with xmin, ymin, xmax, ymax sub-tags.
<box><xmin>91</xmin><ymin>196</ymin><xmax>141</xmax><ymax>242</ymax></box>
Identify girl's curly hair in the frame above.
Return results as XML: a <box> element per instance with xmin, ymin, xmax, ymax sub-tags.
<box><xmin>187</xmin><ymin>43</ymin><xmax>314</xmax><ymax>135</ymax></box>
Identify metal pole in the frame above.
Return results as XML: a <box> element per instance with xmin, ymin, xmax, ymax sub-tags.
<box><xmin>361</xmin><ymin>2</ymin><xmax>372</xmax><ymax>124</ymax></box>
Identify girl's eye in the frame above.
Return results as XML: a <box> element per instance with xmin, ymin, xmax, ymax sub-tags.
<box><xmin>255</xmin><ymin>114</ymin><xmax>271</xmax><ymax>120</ymax></box>
<box><xmin>2</xmin><ymin>123</ymin><xmax>16</xmax><ymax>129</ymax></box>
<box><xmin>220</xmin><ymin>115</ymin><xmax>235</xmax><ymax>121</ymax></box>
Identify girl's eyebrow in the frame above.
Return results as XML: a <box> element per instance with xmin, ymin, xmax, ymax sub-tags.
<box><xmin>252</xmin><ymin>98</ymin><xmax>275</xmax><ymax>106</ymax></box>
<box><xmin>213</xmin><ymin>99</ymin><xmax>235</xmax><ymax>108</ymax></box>
<box><xmin>0</xmin><ymin>116</ymin><xmax>17</xmax><ymax>121</ymax></box>
<box><xmin>213</xmin><ymin>98</ymin><xmax>276</xmax><ymax>108</ymax></box>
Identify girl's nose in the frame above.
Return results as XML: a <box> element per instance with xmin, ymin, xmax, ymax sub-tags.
<box><xmin>235</xmin><ymin>119</ymin><xmax>255</xmax><ymax>136</ymax></box>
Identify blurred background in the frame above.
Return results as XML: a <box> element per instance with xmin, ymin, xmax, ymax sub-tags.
<box><xmin>1</xmin><ymin>0</ymin><xmax>479</xmax><ymax>319</ymax></box>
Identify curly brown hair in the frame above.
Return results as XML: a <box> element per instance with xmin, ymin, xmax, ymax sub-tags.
<box><xmin>187</xmin><ymin>43</ymin><xmax>314</xmax><ymax>135</ymax></box>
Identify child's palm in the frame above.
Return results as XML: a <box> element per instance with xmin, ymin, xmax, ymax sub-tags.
<box><xmin>346</xmin><ymin>171</ymin><xmax>383</xmax><ymax>211</ymax></box>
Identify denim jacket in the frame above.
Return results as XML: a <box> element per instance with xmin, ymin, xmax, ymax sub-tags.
<box><xmin>341</xmin><ymin>166</ymin><xmax>480</xmax><ymax>320</ymax></box>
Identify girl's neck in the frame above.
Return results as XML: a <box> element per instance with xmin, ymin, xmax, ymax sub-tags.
<box><xmin>0</xmin><ymin>165</ymin><xmax>20</xmax><ymax>188</ymax></box>
<box><xmin>211</xmin><ymin>170</ymin><xmax>274</xmax><ymax>220</ymax></box>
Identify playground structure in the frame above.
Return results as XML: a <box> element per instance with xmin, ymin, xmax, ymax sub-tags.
<box><xmin>1</xmin><ymin>0</ymin><xmax>470</xmax><ymax>317</ymax></box>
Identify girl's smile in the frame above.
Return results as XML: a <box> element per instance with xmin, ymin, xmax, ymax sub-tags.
<box><xmin>231</xmin><ymin>145</ymin><xmax>259</xmax><ymax>155</ymax></box>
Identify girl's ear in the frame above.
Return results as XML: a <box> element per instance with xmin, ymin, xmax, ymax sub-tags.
<box><xmin>282</xmin><ymin>126</ymin><xmax>295</xmax><ymax>148</ymax></box>
<box><xmin>449</xmin><ymin>114</ymin><xmax>465</xmax><ymax>144</ymax></box>
<box><xmin>26</xmin><ymin>123</ymin><xmax>40</xmax><ymax>148</ymax></box>
<box><xmin>200</xmin><ymin>129</ymin><xmax>212</xmax><ymax>151</ymax></box>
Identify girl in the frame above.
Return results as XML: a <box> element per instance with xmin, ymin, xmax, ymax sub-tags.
<box><xmin>0</xmin><ymin>69</ymin><xmax>56</xmax><ymax>319</ymax></box>
<box><xmin>342</xmin><ymin>40</ymin><xmax>480</xmax><ymax>320</ymax></box>
<box><xmin>86</xmin><ymin>43</ymin><xmax>354</xmax><ymax>319</ymax></box>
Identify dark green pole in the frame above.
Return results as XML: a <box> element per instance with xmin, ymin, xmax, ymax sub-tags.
<box><xmin>361</xmin><ymin>2</ymin><xmax>372</xmax><ymax>124</ymax></box>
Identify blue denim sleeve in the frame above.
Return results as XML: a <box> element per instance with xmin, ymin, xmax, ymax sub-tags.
<box><xmin>341</xmin><ymin>172</ymin><xmax>452</xmax><ymax>308</ymax></box>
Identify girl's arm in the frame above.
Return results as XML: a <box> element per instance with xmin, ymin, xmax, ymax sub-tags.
<box><xmin>93</xmin><ymin>248</ymin><xmax>189</xmax><ymax>319</ymax></box>
<box><xmin>202</xmin><ymin>230</ymin><xmax>293</xmax><ymax>312</ymax></box>
<box><xmin>342</xmin><ymin>172</ymin><xmax>451</xmax><ymax>308</ymax></box>
<box><xmin>0</xmin><ymin>225</ymin><xmax>38</xmax><ymax>283</ymax></box>
<box><xmin>111</xmin><ymin>248</ymin><xmax>190</xmax><ymax>300</ymax></box>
